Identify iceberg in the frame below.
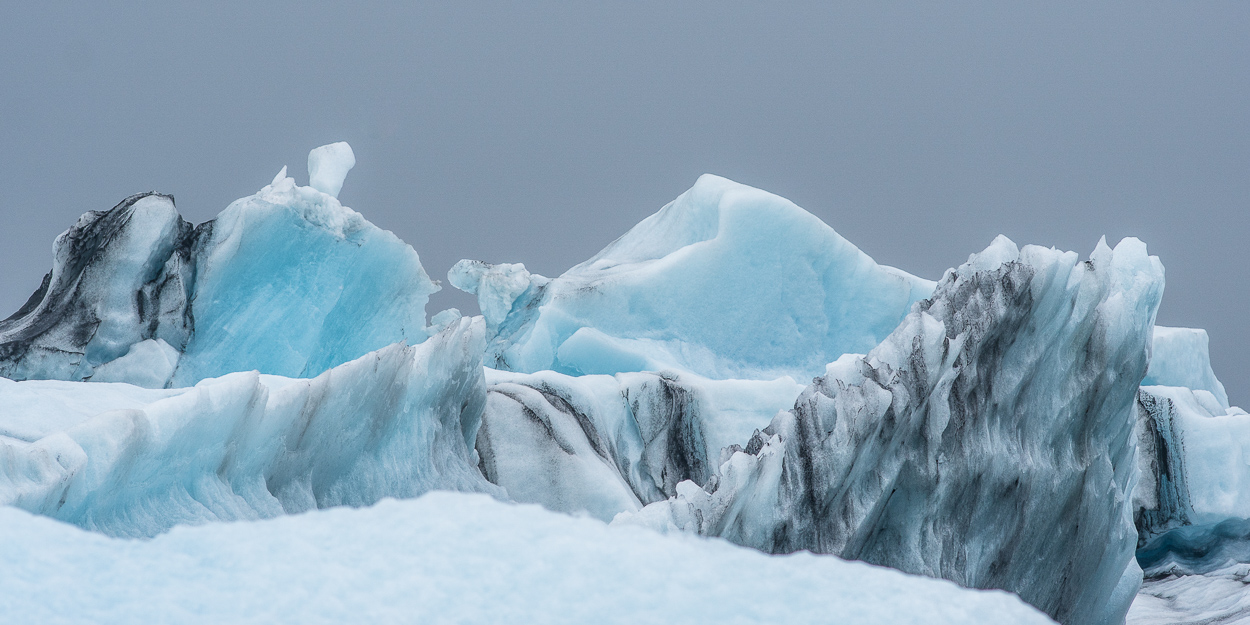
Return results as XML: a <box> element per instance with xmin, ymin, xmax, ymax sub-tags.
<box><xmin>0</xmin><ymin>317</ymin><xmax>495</xmax><ymax>538</ymax></box>
<box><xmin>451</xmin><ymin>174</ymin><xmax>935</xmax><ymax>380</ymax></box>
<box><xmin>0</xmin><ymin>143</ymin><xmax>438</xmax><ymax>388</ymax></box>
<box><xmin>7</xmin><ymin>150</ymin><xmax>1250</xmax><ymax>625</ymax></box>
<box><xmin>0</xmin><ymin>491</ymin><xmax>1056</xmax><ymax>625</ymax></box>
<box><xmin>0</xmin><ymin>193</ymin><xmax>193</xmax><ymax>382</ymax></box>
<box><xmin>620</xmin><ymin>236</ymin><xmax>1165</xmax><ymax>625</ymax></box>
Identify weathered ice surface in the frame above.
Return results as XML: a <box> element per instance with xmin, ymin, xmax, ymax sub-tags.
<box><xmin>0</xmin><ymin>193</ymin><xmax>194</xmax><ymax>382</ymax></box>
<box><xmin>169</xmin><ymin>164</ymin><xmax>436</xmax><ymax>385</ymax></box>
<box><xmin>1129</xmin><ymin>566</ymin><xmax>1250</xmax><ymax>625</ymax></box>
<box><xmin>0</xmin><ymin>318</ymin><xmax>496</xmax><ymax>538</ymax></box>
<box><xmin>1134</xmin><ymin>385</ymin><xmax>1250</xmax><ymax>543</ymax></box>
<box><xmin>0</xmin><ymin>144</ymin><xmax>439</xmax><ymax>388</ymax></box>
<box><xmin>1143</xmin><ymin>326</ymin><xmax>1230</xmax><ymax>408</ymax></box>
<box><xmin>477</xmin><ymin>368</ymin><xmax>803</xmax><ymax>520</ymax></box>
<box><xmin>451</xmin><ymin>174</ymin><xmax>935</xmax><ymax>381</ymax></box>
<box><xmin>0</xmin><ymin>492</ymin><xmax>1056</xmax><ymax>625</ymax></box>
<box><xmin>621</xmin><ymin>236</ymin><xmax>1165</xmax><ymax>625</ymax></box>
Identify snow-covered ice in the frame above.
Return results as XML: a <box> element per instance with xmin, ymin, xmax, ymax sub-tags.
<box><xmin>0</xmin><ymin>318</ymin><xmax>495</xmax><ymax>537</ymax></box>
<box><xmin>0</xmin><ymin>491</ymin><xmax>1055</xmax><ymax>625</ymax></box>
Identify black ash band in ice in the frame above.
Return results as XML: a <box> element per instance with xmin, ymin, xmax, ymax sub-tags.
<box><xmin>2</xmin><ymin>142</ymin><xmax>1247</xmax><ymax>625</ymax></box>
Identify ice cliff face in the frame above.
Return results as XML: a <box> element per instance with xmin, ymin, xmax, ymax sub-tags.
<box><xmin>0</xmin><ymin>150</ymin><xmax>437</xmax><ymax>389</ymax></box>
<box><xmin>451</xmin><ymin>174</ymin><xmax>935</xmax><ymax>381</ymax></box>
<box><xmin>621</xmin><ymin>236</ymin><xmax>1164</xmax><ymax>625</ymax></box>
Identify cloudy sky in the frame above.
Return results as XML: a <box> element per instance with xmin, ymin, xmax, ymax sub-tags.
<box><xmin>2</xmin><ymin>2</ymin><xmax>1246</xmax><ymax>400</ymax></box>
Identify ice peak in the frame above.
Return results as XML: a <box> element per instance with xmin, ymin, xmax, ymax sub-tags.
<box><xmin>307</xmin><ymin>142</ymin><xmax>356</xmax><ymax>198</ymax></box>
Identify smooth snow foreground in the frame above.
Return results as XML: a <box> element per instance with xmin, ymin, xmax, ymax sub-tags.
<box><xmin>0</xmin><ymin>491</ymin><xmax>1054</xmax><ymax>625</ymax></box>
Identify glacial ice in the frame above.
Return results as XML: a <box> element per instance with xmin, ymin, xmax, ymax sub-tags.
<box><xmin>477</xmin><ymin>367</ymin><xmax>804</xmax><ymax>520</ymax></box>
<box><xmin>619</xmin><ymin>235</ymin><xmax>1165</xmax><ymax>625</ymax></box>
<box><xmin>170</xmin><ymin>164</ymin><xmax>436</xmax><ymax>385</ymax></box>
<box><xmin>451</xmin><ymin>174</ymin><xmax>935</xmax><ymax>380</ymax></box>
<box><xmin>0</xmin><ymin>492</ymin><xmax>1054</xmax><ymax>625</ymax></box>
<box><xmin>0</xmin><ymin>317</ymin><xmax>495</xmax><ymax>538</ymax></box>
<box><xmin>0</xmin><ymin>193</ymin><xmax>193</xmax><ymax>382</ymax></box>
<box><xmin>0</xmin><ymin>143</ymin><xmax>438</xmax><ymax>388</ymax></box>
<box><xmin>7</xmin><ymin>153</ymin><xmax>1250</xmax><ymax>625</ymax></box>
<box><xmin>1142</xmin><ymin>326</ymin><xmax>1230</xmax><ymax>408</ymax></box>
<box><xmin>306</xmin><ymin>141</ymin><xmax>356</xmax><ymax>198</ymax></box>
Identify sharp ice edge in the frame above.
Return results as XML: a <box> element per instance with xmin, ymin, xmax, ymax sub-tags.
<box><xmin>616</xmin><ymin>236</ymin><xmax>1165</xmax><ymax>625</ymax></box>
<box><xmin>0</xmin><ymin>142</ymin><xmax>438</xmax><ymax>388</ymax></box>
<box><xmin>0</xmin><ymin>317</ymin><xmax>498</xmax><ymax>538</ymax></box>
<box><xmin>4</xmin><ymin>159</ymin><xmax>1250</xmax><ymax>624</ymax></box>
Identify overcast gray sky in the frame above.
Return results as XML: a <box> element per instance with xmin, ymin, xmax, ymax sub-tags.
<box><xmin>2</xmin><ymin>2</ymin><xmax>1247</xmax><ymax>402</ymax></box>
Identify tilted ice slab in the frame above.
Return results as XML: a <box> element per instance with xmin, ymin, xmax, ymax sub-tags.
<box><xmin>619</xmin><ymin>236</ymin><xmax>1165</xmax><ymax>625</ymax></box>
<box><xmin>0</xmin><ymin>491</ymin><xmax>1056</xmax><ymax>625</ymax></box>
<box><xmin>0</xmin><ymin>318</ymin><xmax>496</xmax><ymax>538</ymax></box>
<box><xmin>0</xmin><ymin>143</ymin><xmax>438</xmax><ymax>388</ymax></box>
<box><xmin>477</xmin><ymin>368</ymin><xmax>804</xmax><ymax>521</ymax></box>
<box><xmin>451</xmin><ymin>174</ymin><xmax>935</xmax><ymax>381</ymax></box>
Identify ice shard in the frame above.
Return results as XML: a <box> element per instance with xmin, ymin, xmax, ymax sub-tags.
<box><xmin>621</xmin><ymin>236</ymin><xmax>1165</xmax><ymax>625</ymax></box>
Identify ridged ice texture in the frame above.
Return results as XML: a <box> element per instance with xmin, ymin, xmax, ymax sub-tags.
<box><xmin>0</xmin><ymin>193</ymin><xmax>194</xmax><ymax>382</ymax></box>
<box><xmin>1129</xmin><ymin>565</ymin><xmax>1250</xmax><ymax>625</ymax></box>
<box><xmin>451</xmin><ymin>174</ymin><xmax>934</xmax><ymax>381</ymax></box>
<box><xmin>620</xmin><ymin>236</ymin><xmax>1164</xmax><ymax>625</ymax></box>
<box><xmin>169</xmin><ymin>169</ymin><xmax>437</xmax><ymax>385</ymax></box>
<box><xmin>0</xmin><ymin>492</ymin><xmax>1056</xmax><ymax>625</ymax></box>
<box><xmin>0</xmin><ymin>144</ymin><xmax>439</xmax><ymax>389</ymax></box>
<box><xmin>0</xmin><ymin>318</ymin><xmax>497</xmax><ymax>538</ymax></box>
<box><xmin>476</xmin><ymin>368</ymin><xmax>803</xmax><ymax>520</ymax></box>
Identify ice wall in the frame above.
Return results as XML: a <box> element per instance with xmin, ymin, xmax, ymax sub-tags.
<box><xmin>620</xmin><ymin>236</ymin><xmax>1165</xmax><ymax>625</ymax></box>
<box><xmin>0</xmin><ymin>318</ymin><xmax>496</xmax><ymax>538</ymax></box>
<box><xmin>451</xmin><ymin>175</ymin><xmax>935</xmax><ymax>381</ymax></box>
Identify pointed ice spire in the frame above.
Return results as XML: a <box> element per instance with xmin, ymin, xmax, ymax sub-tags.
<box><xmin>307</xmin><ymin>142</ymin><xmax>356</xmax><ymax>198</ymax></box>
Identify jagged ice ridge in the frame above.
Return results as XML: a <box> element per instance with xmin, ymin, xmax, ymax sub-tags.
<box><xmin>1</xmin><ymin>142</ymin><xmax>1247</xmax><ymax>625</ymax></box>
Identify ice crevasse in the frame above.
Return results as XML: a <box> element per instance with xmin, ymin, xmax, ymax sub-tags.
<box><xmin>3</xmin><ymin>142</ymin><xmax>1250</xmax><ymax>625</ymax></box>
